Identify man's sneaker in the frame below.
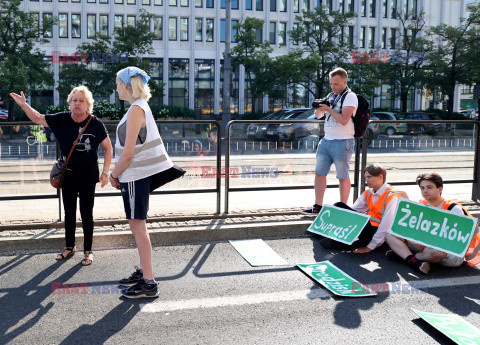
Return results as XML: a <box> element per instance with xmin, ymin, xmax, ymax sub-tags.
<box><xmin>302</xmin><ymin>204</ymin><xmax>322</xmax><ymax>216</ymax></box>
<box><xmin>122</xmin><ymin>278</ymin><xmax>159</xmax><ymax>299</ymax></box>
<box><xmin>406</xmin><ymin>256</ymin><xmax>430</xmax><ymax>274</ymax></box>
<box><xmin>119</xmin><ymin>266</ymin><xmax>143</xmax><ymax>286</ymax></box>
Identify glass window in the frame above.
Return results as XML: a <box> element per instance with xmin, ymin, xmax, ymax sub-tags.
<box><xmin>127</xmin><ymin>15</ymin><xmax>135</xmax><ymax>27</ymax></box>
<box><xmin>293</xmin><ymin>23</ymin><xmax>299</xmax><ymax>45</ymax></box>
<box><xmin>169</xmin><ymin>17</ymin><xmax>177</xmax><ymax>40</ymax></box>
<box><xmin>348</xmin><ymin>25</ymin><xmax>354</xmax><ymax>45</ymax></box>
<box><xmin>221</xmin><ymin>0</ymin><xmax>238</xmax><ymax>8</ymax></box>
<box><xmin>404</xmin><ymin>0</ymin><xmax>409</xmax><ymax>13</ymax></box>
<box><xmin>256</xmin><ymin>27</ymin><xmax>263</xmax><ymax>43</ymax></box>
<box><xmin>361</xmin><ymin>0</ymin><xmax>366</xmax><ymax>17</ymax></box>
<box><xmin>180</xmin><ymin>18</ymin><xmax>188</xmax><ymax>41</ymax></box>
<box><xmin>270</xmin><ymin>0</ymin><xmax>276</xmax><ymax>11</ymax></box>
<box><xmin>169</xmin><ymin>58</ymin><xmax>189</xmax><ymax>108</ymax></box>
<box><xmin>127</xmin><ymin>0</ymin><xmax>135</xmax><ymax>4</ymax></box>
<box><xmin>43</xmin><ymin>13</ymin><xmax>53</xmax><ymax>38</ymax></box>
<box><xmin>370</xmin><ymin>0</ymin><xmax>376</xmax><ymax>17</ymax></box>
<box><xmin>88</xmin><ymin>0</ymin><xmax>95</xmax><ymax>3</ymax></box>
<box><xmin>143</xmin><ymin>0</ymin><xmax>151</xmax><ymax>4</ymax></box>
<box><xmin>31</xmin><ymin>13</ymin><xmax>39</xmax><ymax>31</ymax></box>
<box><xmin>412</xmin><ymin>0</ymin><xmax>417</xmax><ymax>19</ymax></box>
<box><xmin>206</xmin><ymin>0</ymin><xmax>213</xmax><ymax>7</ymax></box>
<box><xmin>71</xmin><ymin>14</ymin><xmax>81</xmax><ymax>38</ymax></box>
<box><xmin>154</xmin><ymin>0</ymin><xmax>162</xmax><ymax>4</ymax></box>
<box><xmin>256</xmin><ymin>0</ymin><xmax>263</xmax><ymax>11</ymax></box>
<box><xmin>72</xmin><ymin>0</ymin><xmax>80</xmax><ymax>3</ymax></box>
<box><xmin>390</xmin><ymin>28</ymin><xmax>396</xmax><ymax>49</ymax></box>
<box><xmin>115</xmin><ymin>15</ymin><xmax>123</xmax><ymax>32</ymax></box>
<box><xmin>278</xmin><ymin>22</ymin><xmax>286</xmax><ymax>45</ymax></box>
<box><xmin>59</xmin><ymin>0</ymin><xmax>67</xmax><ymax>2</ymax></box>
<box><xmin>220</xmin><ymin>19</ymin><xmax>238</xmax><ymax>42</ymax></box>
<box><xmin>87</xmin><ymin>14</ymin><xmax>96</xmax><ymax>38</ymax></box>
<box><xmin>246</xmin><ymin>0</ymin><xmax>252</xmax><ymax>9</ymax></box>
<box><xmin>326</xmin><ymin>0</ymin><xmax>332</xmax><ymax>11</ymax></box>
<box><xmin>383</xmin><ymin>0</ymin><xmax>387</xmax><ymax>17</ymax></box>
<box><xmin>170</xmin><ymin>0</ymin><xmax>177</xmax><ymax>5</ymax></box>
<box><xmin>99</xmin><ymin>0</ymin><xmax>108</xmax><ymax>3</ymax></box>
<box><xmin>59</xmin><ymin>13</ymin><xmax>68</xmax><ymax>38</ymax></box>
<box><xmin>369</xmin><ymin>27</ymin><xmax>375</xmax><ymax>48</ymax></box>
<box><xmin>391</xmin><ymin>0</ymin><xmax>397</xmax><ymax>17</ymax></box>
<box><xmin>382</xmin><ymin>27</ymin><xmax>387</xmax><ymax>48</ymax></box>
<box><xmin>100</xmin><ymin>15</ymin><xmax>108</xmax><ymax>36</ymax></box>
<box><xmin>294</xmin><ymin>0</ymin><xmax>299</xmax><ymax>12</ymax></box>
<box><xmin>303</xmin><ymin>0</ymin><xmax>309</xmax><ymax>10</ymax></box>
<box><xmin>195</xmin><ymin>18</ymin><xmax>202</xmax><ymax>41</ymax></box>
<box><xmin>196</xmin><ymin>0</ymin><xmax>202</xmax><ymax>6</ymax></box>
<box><xmin>279</xmin><ymin>0</ymin><xmax>286</xmax><ymax>11</ymax></box>
<box><xmin>181</xmin><ymin>0</ymin><xmax>188</xmax><ymax>6</ymax></box>
<box><xmin>360</xmin><ymin>26</ymin><xmax>366</xmax><ymax>48</ymax></box>
<box><xmin>206</xmin><ymin>18</ymin><xmax>213</xmax><ymax>42</ymax></box>
<box><xmin>269</xmin><ymin>22</ymin><xmax>276</xmax><ymax>44</ymax></box>
<box><xmin>347</xmin><ymin>0</ymin><xmax>353</xmax><ymax>12</ymax></box>
<box><xmin>115</xmin><ymin>0</ymin><xmax>123</xmax><ymax>4</ymax></box>
<box><xmin>195</xmin><ymin>59</ymin><xmax>215</xmax><ymax>114</ymax></box>
<box><xmin>154</xmin><ymin>17</ymin><xmax>162</xmax><ymax>39</ymax></box>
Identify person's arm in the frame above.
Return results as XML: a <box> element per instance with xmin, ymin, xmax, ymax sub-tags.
<box><xmin>9</xmin><ymin>91</ymin><xmax>48</xmax><ymax>127</ymax></box>
<box><xmin>99</xmin><ymin>136</ymin><xmax>113</xmax><ymax>188</ymax></box>
<box><xmin>109</xmin><ymin>106</ymin><xmax>145</xmax><ymax>188</ymax></box>
<box><xmin>351</xmin><ymin>193</ymin><xmax>369</xmax><ymax>213</ymax></box>
<box><xmin>317</xmin><ymin>104</ymin><xmax>355</xmax><ymax>126</ymax></box>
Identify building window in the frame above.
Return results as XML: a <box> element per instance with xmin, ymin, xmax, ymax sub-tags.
<box><xmin>195</xmin><ymin>18</ymin><xmax>202</xmax><ymax>41</ymax></box>
<box><xmin>206</xmin><ymin>18</ymin><xmax>213</xmax><ymax>41</ymax></box>
<box><xmin>72</xmin><ymin>0</ymin><xmax>80</xmax><ymax>3</ymax></box>
<box><xmin>59</xmin><ymin>13</ymin><xmax>68</xmax><ymax>38</ymax></box>
<box><xmin>154</xmin><ymin>17</ymin><xmax>162</xmax><ymax>39</ymax></box>
<box><xmin>348</xmin><ymin>25</ymin><xmax>354</xmax><ymax>45</ymax></box>
<box><xmin>269</xmin><ymin>22</ymin><xmax>276</xmax><ymax>44</ymax></box>
<box><xmin>279</xmin><ymin>0</ymin><xmax>286</xmax><ymax>11</ymax></box>
<box><xmin>270</xmin><ymin>0</ymin><xmax>276</xmax><ymax>11</ymax></box>
<box><xmin>383</xmin><ymin>0</ymin><xmax>387</xmax><ymax>17</ymax></box>
<box><xmin>256</xmin><ymin>0</ymin><xmax>263</xmax><ymax>10</ymax></box>
<box><xmin>294</xmin><ymin>0</ymin><xmax>299</xmax><ymax>13</ymax></box>
<box><xmin>154</xmin><ymin>0</ymin><xmax>162</xmax><ymax>4</ymax></box>
<box><xmin>127</xmin><ymin>15</ymin><xmax>135</xmax><ymax>27</ymax></box>
<box><xmin>32</xmin><ymin>13</ymin><xmax>39</xmax><ymax>32</ymax></box>
<box><xmin>181</xmin><ymin>0</ymin><xmax>188</xmax><ymax>5</ymax></box>
<box><xmin>195</xmin><ymin>59</ymin><xmax>215</xmax><ymax>114</ymax></box>
<box><xmin>143</xmin><ymin>0</ymin><xmax>151</xmax><ymax>4</ymax></box>
<box><xmin>99</xmin><ymin>15</ymin><xmax>108</xmax><ymax>36</ymax></box>
<box><xmin>303</xmin><ymin>0</ymin><xmax>309</xmax><ymax>11</ymax></box>
<box><xmin>169</xmin><ymin>17</ymin><xmax>177</xmax><ymax>40</ymax></box>
<box><xmin>127</xmin><ymin>0</ymin><xmax>135</xmax><ymax>4</ymax></box>
<box><xmin>369</xmin><ymin>27</ymin><xmax>375</xmax><ymax>48</ymax></box>
<box><xmin>71</xmin><ymin>14</ymin><xmax>81</xmax><ymax>38</ymax></box>
<box><xmin>246</xmin><ymin>0</ymin><xmax>252</xmax><ymax>9</ymax></box>
<box><xmin>391</xmin><ymin>0</ymin><xmax>397</xmax><ymax>17</ymax></box>
<box><xmin>256</xmin><ymin>27</ymin><xmax>263</xmax><ymax>43</ymax></box>
<box><xmin>59</xmin><ymin>0</ymin><xmax>67</xmax><ymax>2</ymax></box>
<box><xmin>115</xmin><ymin>0</ymin><xmax>123</xmax><ymax>4</ymax></box>
<box><xmin>180</xmin><ymin>18</ymin><xmax>188</xmax><ymax>41</ymax></box>
<box><xmin>293</xmin><ymin>23</ymin><xmax>299</xmax><ymax>44</ymax></box>
<box><xmin>170</xmin><ymin>0</ymin><xmax>177</xmax><ymax>5</ymax></box>
<box><xmin>361</xmin><ymin>0</ymin><xmax>366</xmax><ymax>17</ymax></box>
<box><xmin>99</xmin><ymin>0</ymin><xmax>108</xmax><ymax>3</ymax></box>
<box><xmin>43</xmin><ymin>13</ymin><xmax>53</xmax><ymax>38</ymax></box>
<box><xmin>412</xmin><ymin>0</ymin><xmax>417</xmax><ymax>19</ymax></box>
<box><xmin>87</xmin><ymin>14</ymin><xmax>96</xmax><ymax>38</ymax></box>
<box><xmin>390</xmin><ymin>28</ymin><xmax>396</xmax><ymax>49</ymax></box>
<box><xmin>382</xmin><ymin>27</ymin><xmax>387</xmax><ymax>48</ymax></box>
<box><xmin>220</xmin><ymin>19</ymin><xmax>238</xmax><ymax>42</ymax></box>
<box><xmin>278</xmin><ymin>22</ymin><xmax>286</xmax><ymax>45</ymax></box>
<box><xmin>115</xmin><ymin>15</ymin><xmax>123</xmax><ymax>32</ymax></box>
<box><xmin>404</xmin><ymin>0</ymin><xmax>409</xmax><ymax>13</ymax></box>
<box><xmin>222</xmin><ymin>0</ymin><xmax>239</xmax><ymax>8</ymax></box>
<box><xmin>347</xmin><ymin>0</ymin><xmax>353</xmax><ymax>12</ymax></box>
<box><xmin>360</xmin><ymin>26</ymin><xmax>366</xmax><ymax>48</ymax></box>
<box><xmin>169</xmin><ymin>58</ymin><xmax>189</xmax><ymax>108</ymax></box>
<box><xmin>88</xmin><ymin>0</ymin><xmax>95</xmax><ymax>4</ymax></box>
<box><xmin>195</xmin><ymin>0</ymin><xmax>202</xmax><ymax>7</ymax></box>
<box><xmin>326</xmin><ymin>0</ymin><xmax>332</xmax><ymax>12</ymax></box>
<box><xmin>370</xmin><ymin>0</ymin><xmax>376</xmax><ymax>17</ymax></box>
<box><xmin>206</xmin><ymin>0</ymin><xmax>213</xmax><ymax>7</ymax></box>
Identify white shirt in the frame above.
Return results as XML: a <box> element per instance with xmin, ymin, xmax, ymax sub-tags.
<box><xmin>324</xmin><ymin>92</ymin><xmax>358</xmax><ymax>140</ymax></box>
<box><xmin>352</xmin><ymin>182</ymin><xmax>401</xmax><ymax>250</ymax></box>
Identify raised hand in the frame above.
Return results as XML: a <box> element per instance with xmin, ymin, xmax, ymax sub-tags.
<box><xmin>9</xmin><ymin>91</ymin><xmax>27</xmax><ymax>108</ymax></box>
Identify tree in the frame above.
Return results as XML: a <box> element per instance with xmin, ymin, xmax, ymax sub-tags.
<box><xmin>288</xmin><ymin>6</ymin><xmax>355</xmax><ymax>98</ymax></box>
<box><xmin>425</xmin><ymin>3</ymin><xmax>480</xmax><ymax>118</ymax></box>
<box><xmin>0</xmin><ymin>0</ymin><xmax>54</xmax><ymax>119</ymax></box>
<box><xmin>382</xmin><ymin>10</ymin><xmax>431</xmax><ymax>112</ymax></box>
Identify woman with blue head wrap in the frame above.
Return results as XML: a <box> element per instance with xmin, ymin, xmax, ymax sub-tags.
<box><xmin>110</xmin><ymin>66</ymin><xmax>174</xmax><ymax>299</ymax></box>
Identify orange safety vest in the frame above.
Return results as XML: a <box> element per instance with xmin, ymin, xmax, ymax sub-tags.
<box><xmin>364</xmin><ymin>186</ymin><xmax>408</xmax><ymax>227</ymax></box>
<box><xmin>421</xmin><ymin>199</ymin><xmax>480</xmax><ymax>266</ymax></box>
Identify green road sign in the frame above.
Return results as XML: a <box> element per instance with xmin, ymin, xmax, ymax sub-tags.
<box><xmin>413</xmin><ymin>309</ymin><xmax>480</xmax><ymax>344</ymax></box>
<box><xmin>307</xmin><ymin>204</ymin><xmax>371</xmax><ymax>245</ymax></box>
<box><xmin>389</xmin><ymin>199</ymin><xmax>477</xmax><ymax>258</ymax></box>
<box><xmin>296</xmin><ymin>261</ymin><xmax>377</xmax><ymax>297</ymax></box>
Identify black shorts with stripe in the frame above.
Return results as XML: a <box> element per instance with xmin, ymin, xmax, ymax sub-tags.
<box><xmin>120</xmin><ymin>176</ymin><xmax>150</xmax><ymax>220</ymax></box>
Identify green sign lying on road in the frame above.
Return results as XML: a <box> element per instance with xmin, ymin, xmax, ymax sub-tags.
<box><xmin>307</xmin><ymin>204</ymin><xmax>371</xmax><ymax>245</ymax></box>
<box><xmin>389</xmin><ymin>199</ymin><xmax>477</xmax><ymax>258</ymax></box>
<box><xmin>413</xmin><ymin>309</ymin><xmax>480</xmax><ymax>344</ymax></box>
<box><xmin>296</xmin><ymin>261</ymin><xmax>377</xmax><ymax>297</ymax></box>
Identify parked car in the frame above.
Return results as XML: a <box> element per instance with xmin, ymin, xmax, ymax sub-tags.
<box><xmin>246</xmin><ymin>108</ymin><xmax>310</xmax><ymax>141</ymax></box>
<box><xmin>372</xmin><ymin>111</ymin><xmax>408</xmax><ymax>135</ymax></box>
<box><xmin>401</xmin><ymin>112</ymin><xmax>445</xmax><ymax>135</ymax></box>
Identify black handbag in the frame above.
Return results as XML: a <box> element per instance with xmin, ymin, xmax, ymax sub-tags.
<box><xmin>149</xmin><ymin>165</ymin><xmax>186</xmax><ymax>193</ymax></box>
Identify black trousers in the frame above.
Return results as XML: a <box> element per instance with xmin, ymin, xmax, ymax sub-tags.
<box><xmin>61</xmin><ymin>180</ymin><xmax>96</xmax><ymax>252</ymax></box>
<box><xmin>333</xmin><ymin>202</ymin><xmax>378</xmax><ymax>249</ymax></box>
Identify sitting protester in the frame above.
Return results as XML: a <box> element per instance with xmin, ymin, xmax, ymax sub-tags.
<box><xmin>386</xmin><ymin>173</ymin><xmax>480</xmax><ymax>274</ymax></box>
<box><xmin>320</xmin><ymin>164</ymin><xmax>408</xmax><ymax>253</ymax></box>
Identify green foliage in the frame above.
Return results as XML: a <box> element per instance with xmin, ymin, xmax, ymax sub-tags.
<box><xmin>93</xmin><ymin>100</ymin><xmax>119</xmax><ymax>119</ymax></box>
<box><xmin>43</xmin><ymin>104</ymin><xmax>70</xmax><ymax>115</ymax></box>
<box><xmin>151</xmin><ymin>105</ymin><xmax>196</xmax><ymax>119</ymax></box>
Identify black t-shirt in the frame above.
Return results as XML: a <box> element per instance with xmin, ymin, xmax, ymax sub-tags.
<box><xmin>45</xmin><ymin>112</ymin><xmax>108</xmax><ymax>184</ymax></box>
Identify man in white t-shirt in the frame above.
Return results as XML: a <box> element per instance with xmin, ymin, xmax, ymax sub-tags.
<box><xmin>302</xmin><ymin>67</ymin><xmax>358</xmax><ymax>215</ymax></box>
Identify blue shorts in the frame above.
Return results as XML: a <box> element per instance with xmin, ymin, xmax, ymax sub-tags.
<box><xmin>315</xmin><ymin>138</ymin><xmax>355</xmax><ymax>179</ymax></box>
<box><xmin>120</xmin><ymin>176</ymin><xmax>150</xmax><ymax>220</ymax></box>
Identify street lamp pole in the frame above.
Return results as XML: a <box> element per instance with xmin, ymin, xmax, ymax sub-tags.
<box><xmin>222</xmin><ymin>0</ymin><xmax>232</xmax><ymax>134</ymax></box>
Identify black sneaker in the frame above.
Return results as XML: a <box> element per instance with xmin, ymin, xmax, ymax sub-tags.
<box><xmin>119</xmin><ymin>266</ymin><xmax>143</xmax><ymax>286</ymax></box>
<box><xmin>122</xmin><ymin>278</ymin><xmax>159</xmax><ymax>299</ymax></box>
<box><xmin>302</xmin><ymin>204</ymin><xmax>322</xmax><ymax>216</ymax></box>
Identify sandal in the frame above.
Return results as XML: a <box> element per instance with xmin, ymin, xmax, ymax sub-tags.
<box><xmin>81</xmin><ymin>251</ymin><xmax>93</xmax><ymax>266</ymax></box>
<box><xmin>56</xmin><ymin>246</ymin><xmax>76</xmax><ymax>260</ymax></box>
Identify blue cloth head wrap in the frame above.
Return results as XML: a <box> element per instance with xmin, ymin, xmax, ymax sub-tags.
<box><xmin>118</xmin><ymin>67</ymin><xmax>150</xmax><ymax>86</ymax></box>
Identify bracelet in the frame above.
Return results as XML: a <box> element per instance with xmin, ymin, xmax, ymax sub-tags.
<box><xmin>111</xmin><ymin>174</ymin><xmax>119</xmax><ymax>180</ymax></box>
<box><xmin>101</xmin><ymin>172</ymin><xmax>109</xmax><ymax>177</ymax></box>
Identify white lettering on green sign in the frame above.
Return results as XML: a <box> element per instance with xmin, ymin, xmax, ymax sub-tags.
<box><xmin>312</xmin><ymin>210</ymin><xmax>359</xmax><ymax>240</ymax></box>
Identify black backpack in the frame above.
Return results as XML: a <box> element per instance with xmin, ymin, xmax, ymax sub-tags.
<box><xmin>339</xmin><ymin>92</ymin><xmax>371</xmax><ymax>138</ymax></box>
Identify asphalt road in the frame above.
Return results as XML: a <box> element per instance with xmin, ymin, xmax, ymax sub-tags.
<box><xmin>1</xmin><ymin>237</ymin><xmax>479</xmax><ymax>344</ymax></box>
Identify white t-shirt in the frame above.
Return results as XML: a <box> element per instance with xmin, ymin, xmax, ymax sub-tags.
<box><xmin>324</xmin><ymin>92</ymin><xmax>358</xmax><ymax>140</ymax></box>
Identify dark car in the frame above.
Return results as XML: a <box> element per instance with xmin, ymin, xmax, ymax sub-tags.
<box><xmin>401</xmin><ymin>112</ymin><xmax>444</xmax><ymax>135</ymax></box>
<box><xmin>246</xmin><ymin>108</ymin><xmax>310</xmax><ymax>141</ymax></box>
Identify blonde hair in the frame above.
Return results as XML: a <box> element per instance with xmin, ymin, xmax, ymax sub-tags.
<box><xmin>329</xmin><ymin>67</ymin><xmax>348</xmax><ymax>80</ymax></box>
<box><xmin>116</xmin><ymin>74</ymin><xmax>152</xmax><ymax>101</ymax></box>
<box><xmin>67</xmin><ymin>85</ymin><xmax>94</xmax><ymax>114</ymax></box>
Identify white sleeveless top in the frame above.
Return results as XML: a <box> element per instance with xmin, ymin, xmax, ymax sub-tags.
<box><xmin>115</xmin><ymin>99</ymin><xmax>173</xmax><ymax>183</ymax></box>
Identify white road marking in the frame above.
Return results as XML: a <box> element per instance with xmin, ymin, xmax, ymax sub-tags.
<box><xmin>140</xmin><ymin>275</ymin><xmax>480</xmax><ymax>313</ymax></box>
